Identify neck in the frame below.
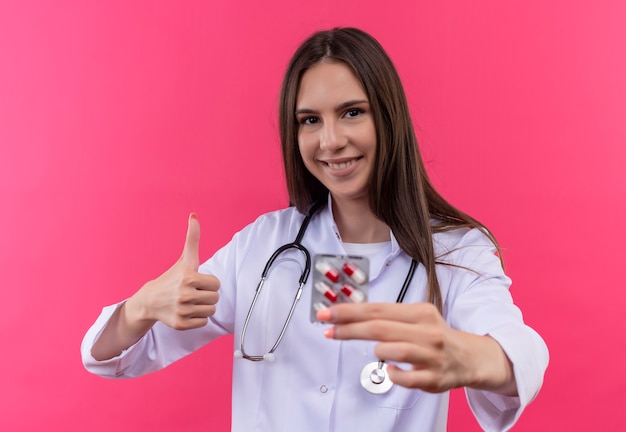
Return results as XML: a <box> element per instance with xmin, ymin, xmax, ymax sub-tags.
<box><xmin>331</xmin><ymin>196</ymin><xmax>390</xmax><ymax>243</ymax></box>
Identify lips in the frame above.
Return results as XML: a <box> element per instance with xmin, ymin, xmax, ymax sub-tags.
<box><xmin>322</xmin><ymin>157</ymin><xmax>362</xmax><ymax>170</ymax></box>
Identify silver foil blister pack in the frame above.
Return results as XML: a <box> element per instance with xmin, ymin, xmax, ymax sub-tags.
<box><xmin>310</xmin><ymin>254</ymin><xmax>369</xmax><ymax>322</ymax></box>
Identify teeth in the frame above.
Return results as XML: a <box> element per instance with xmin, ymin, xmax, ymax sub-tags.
<box><xmin>328</xmin><ymin>160</ymin><xmax>356</xmax><ymax>170</ymax></box>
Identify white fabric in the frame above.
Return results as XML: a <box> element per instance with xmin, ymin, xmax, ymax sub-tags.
<box><xmin>342</xmin><ymin>240</ymin><xmax>391</xmax><ymax>258</ymax></box>
<box><xmin>82</xmin><ymin>200</ymin><xmax>548</xmax><ymax>432</ymax></box>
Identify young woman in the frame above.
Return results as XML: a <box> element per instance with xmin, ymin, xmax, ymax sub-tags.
<box><xmin>82</xmin><ymin>27</ymin><xmax>548</xmax><ymax>431</ymax></box>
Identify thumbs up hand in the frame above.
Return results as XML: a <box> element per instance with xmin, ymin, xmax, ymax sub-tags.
<box><xmin>126</xmin><ymin>213</ymin><xmax>221</xmax><ymax>330</ymax></box>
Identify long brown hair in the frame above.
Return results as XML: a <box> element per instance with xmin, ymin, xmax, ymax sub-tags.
<box><xmin>279</xmin><ymin>27</ymin><xmax>500</xmax><ymax>312</ymax></box>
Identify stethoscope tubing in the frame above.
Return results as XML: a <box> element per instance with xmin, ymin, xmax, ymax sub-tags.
<box><xmin>236</xmin><ymin>199</ymin><xmax>418</xmax><ymax>371</ymax></box>
<box><xmin>236</xmin><ymin>201</ymin><xmax>323</xmax><ymax>362</ymax></box>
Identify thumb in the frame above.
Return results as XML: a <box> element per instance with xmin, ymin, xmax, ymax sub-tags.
<box><xmin>181</xmin><ymin>213</ymin><xmax>200</xmax><ymax>268</ymax></box>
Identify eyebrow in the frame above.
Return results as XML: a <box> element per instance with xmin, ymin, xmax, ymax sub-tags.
<box><xmin>295</xmin><ymin>99</ymin><xmax>369</xmax><ymax>116</ymax></box>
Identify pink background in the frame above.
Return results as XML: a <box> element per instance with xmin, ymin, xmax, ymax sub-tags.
<box><xmin>1</xmin><ymin>1</ymin><xmax>625</xmax><ymax>430</ymax></box>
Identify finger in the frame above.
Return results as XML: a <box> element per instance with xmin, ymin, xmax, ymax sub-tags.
<box><xmin>172</xmin><ymin>316</ymin><xmax>210</xmax><ymax>331</ymax></box>
<box><xmin>386</xmin><ymin>365</ymin><xmax>448</xmax><ymax>393</ymax></box>
<box><xmin>175</xmin><ymin>303</ymin><xmax>217</xmax><ymax>320</ymax></box>
<box><xmin>186</xmin><ymin>317</ymin><xmax>210</xmax><ymax>329</ymax></box>
<box><xmin>193</xmin><ymin>274</ymin><xmax>221</xmax><ymax>292</ymax></box>
<box><xmin>192</xmin><ymin>304</ymin><xmax>217</xmax><ymax>318</ymax></box>
<box><xmin>177</xmin><ymin>276</ymin><xmax>219</xmax><ymax>303</ymax></box>
<box><xmin>183</xmin><ymin>289</ymin><xmax>219</xmax><ymax>306</ymax></box>
<box><xmin>182</xmin><ymin>272</ymin><xmax>220</xmax><ymax>291</ymax></box>
<box><xmin>185</xmin><ymin>304</ymin><xmax>217</xmax><ymax>319</ymax></box>
<box><xmin>373</xmin><ymin>341</ymin><xmax>437</xmax><ymax>366</ymax></box>
<box><xmin>328</xmin><ymin>320</ymin><xmax>425</xmax><ymax>342</ymax></box>
<box><xmin>318</xmin><ymin>302</ymin><xmax>439</xmax><ymax>325</ymax></box>
<box><xmin>181</xmin><ymin>213</ymin><xmax>201</xmax><ymax>268</ymax></box>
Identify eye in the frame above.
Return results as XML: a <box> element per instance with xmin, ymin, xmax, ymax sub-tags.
<box><xmin>345</xmin><ymin>108</ymin><xmax>364</xmax><ymax>118</ymax></box>
<box><xmin>299</xmin><ymin>116</ymin><xmax>319</xmax><ymax>125</ymax></box>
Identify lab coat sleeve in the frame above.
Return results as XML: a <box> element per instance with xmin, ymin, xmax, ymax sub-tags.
<box><xmin>80</xmin><ymin>303</ymin><xmax>231</xmax><ymax>378</ymax></box>
<box><xmin>81</xmin><ymin>222</ymin><xmax>255</xmax><ymax>379</ymax></box>
<box><xmin>437</xmin><ymin>228</ymin><xmax>549</xmax><ymax>432</ymax></box>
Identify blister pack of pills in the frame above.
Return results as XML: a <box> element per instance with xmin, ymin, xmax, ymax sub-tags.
<box><xmin>310</xmin><ymin>254</ymin><xmax>369</xmax><ymax>322</ymax></box>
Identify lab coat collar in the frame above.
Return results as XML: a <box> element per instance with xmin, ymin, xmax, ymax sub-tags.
<box><xmin>321</xmin><ymin>195</ymin><xmax>404</xmax><ymax>280</ymax></box>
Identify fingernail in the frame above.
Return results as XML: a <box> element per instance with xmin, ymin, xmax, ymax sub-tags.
<box><xmin>324</xmin><ymin>327</ymin><xmax>334</xmax><ymax>339</ymax></box>
<box><xmin>316</xmin><ymin>309</ymin><xmax>332</xmax><ymax>322</ymax></box>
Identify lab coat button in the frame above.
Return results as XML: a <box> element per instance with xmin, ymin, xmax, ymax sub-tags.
<box><xmin>320</xmin><ymin>385</ymin><xmax>328</xmax><ymax>393</ymax></box>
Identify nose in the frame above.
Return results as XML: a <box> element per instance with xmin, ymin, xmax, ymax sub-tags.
<box><xmin>320</xmin><ymin>120</ymin><xmax>346</xmax><ymax>151</ymax></box>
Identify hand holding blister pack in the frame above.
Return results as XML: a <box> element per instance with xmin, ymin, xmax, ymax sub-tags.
<box><xmin>310</xmin><ymin>254</ymin><xmax>369</xmax><ymax>322</ymax></box>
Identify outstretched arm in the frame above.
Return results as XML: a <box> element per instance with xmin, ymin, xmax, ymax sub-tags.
<box><xmin>317</xmin><ymin>302</ymin><xmax>517</xmax><ymax>396</ymax></box>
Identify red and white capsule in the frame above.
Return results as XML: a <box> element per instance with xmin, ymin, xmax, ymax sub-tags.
<box><xmin>313</xmin><ymin>302</ymin><xmax>329</xmax><ymax>312</ymax></box>
<box><xmin>315</xmin><ymin>281</ymin><xmax>338</xmax><ymax>303</ymax></box>
<box><xmin>315</xmin><ymin>260</ymin><xmax>340</xmax><ymax>283</ymax></box>
<box><xmin>340</xmin><ymin>284</ymin><xmax>365</xmax><ymax>303</ymax></box>
<box><xmin>342</xmin><ymin>262</ymin><xmax>367</xmax><ymax>285</ymax></box>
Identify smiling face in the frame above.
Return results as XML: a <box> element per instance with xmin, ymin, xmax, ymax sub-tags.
<box><xmin>295</xmin><ymin>61</ymin><xmax>377</xmax><ymax>207</ymax></box>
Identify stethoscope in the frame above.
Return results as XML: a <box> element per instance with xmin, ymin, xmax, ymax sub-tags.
<box><xmin>234</xmin><ymin>201</ymin><xmax>418</xmax><ymax>394</ymax></box>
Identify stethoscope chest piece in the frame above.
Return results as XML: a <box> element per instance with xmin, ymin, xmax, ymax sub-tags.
<box><xmin>360</xmin><ymin>361</ymin><xmax>393</xmax><ymax>394</ymax></box>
